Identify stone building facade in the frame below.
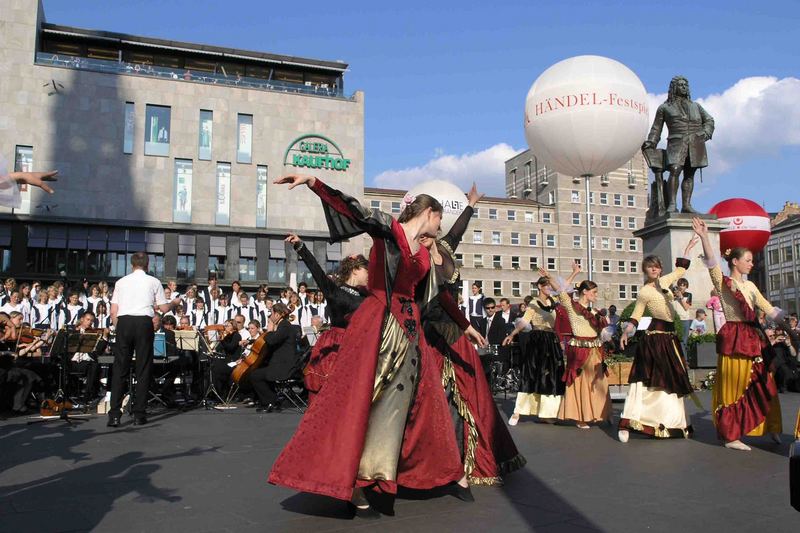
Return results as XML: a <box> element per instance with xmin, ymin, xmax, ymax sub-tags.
<box><xmin>0</xmin><ymin>0</ymin><xmax>363</xmax><ymax>290</ymax></box>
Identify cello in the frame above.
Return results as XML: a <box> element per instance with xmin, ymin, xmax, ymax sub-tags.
<box><xmin>230</xmin><ymin>332</ymin><xmax>269</xmax><ymax>384</ymax></box>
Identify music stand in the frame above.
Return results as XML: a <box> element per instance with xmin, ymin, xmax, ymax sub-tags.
<box><xmin>28</xmin><ymin>328</ymin><xmax>100</xmax><ymax>425</ymax></box>
<box><xmin>197</xmin><ymin>332</ymin><xmax>235</xmax><ymax>410</ymax></box>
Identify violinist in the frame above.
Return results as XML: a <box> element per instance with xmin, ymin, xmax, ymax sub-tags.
<box><xmin>210</xmin><ymin>319</ymin><xmax>242</xmax><ymax>399</ymax></box>
<box><xmin>70</xmin><ymin>310</ymin><xmax>107</xmax><ymax>402</ymax></box>
<box><xmin>248</xmin><ymin>303</ymin><xmax>298</xmax><ymax>412</ymax></box>
<box><xmin>0</xmin><ymin>312</ymin><xmax>42</xmax><ymax>414</ymax></box>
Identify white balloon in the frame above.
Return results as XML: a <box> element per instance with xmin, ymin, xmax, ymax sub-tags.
<box><xmin>406</xmin><ymin>180</ymin><xmax>467</xmax><ymax>235</ymax></box>
<box><xmin>524</xmin><ymin>55</ymin><xmax>650</xmax><ymax>177</ymax></box>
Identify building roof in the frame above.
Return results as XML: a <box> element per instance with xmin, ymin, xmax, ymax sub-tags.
<box><xmin>40</xmin><ymin>23</ymin><xmax>348</xmax><ymax>73</ymax></box>
<box><xmin>771</xmin><ymin>213</ymin><xmax>800</xmax><ymax>232</ymax></box>
<box><xmin>364</xmin><ymin>187</ymin><xmax>549</xmax><ymax>207</ymax></box>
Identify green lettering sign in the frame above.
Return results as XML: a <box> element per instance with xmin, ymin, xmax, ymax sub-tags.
<box><xmin>284</xmin><ymin>134</ymin><xmax>350</xmax><ymax>172</ymax></box>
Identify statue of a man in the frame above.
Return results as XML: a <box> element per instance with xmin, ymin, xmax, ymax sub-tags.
<box><xmin>642</xmin><ymin>76</ymin><xmax>714</xmax><ymax>214</ymax></box>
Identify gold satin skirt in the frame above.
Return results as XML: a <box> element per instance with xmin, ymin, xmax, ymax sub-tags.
<box><xmin>712</xmin><ymin>353</ymin><xmax>782</xmax><ymax>436</ymax></box>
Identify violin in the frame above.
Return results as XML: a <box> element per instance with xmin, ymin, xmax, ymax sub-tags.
<box><xmin>230</xmin><ymin>333</ymin><xmax>269</xmax><ymax>384</ymax></box>
<box><xmin>40</xmin><ymin>397</ymin><xmax>74</xmax><ymax>416</ymax></box>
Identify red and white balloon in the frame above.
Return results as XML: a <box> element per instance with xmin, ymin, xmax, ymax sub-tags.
<box><xmin>709</xmin><ymin>198</ymin><xmax>771</xmax><ymax>254</ymax></box>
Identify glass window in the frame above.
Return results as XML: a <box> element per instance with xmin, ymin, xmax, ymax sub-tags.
<box><xmin>589</xmin><ymin>192</ymin><xmax>595</xmax><ymax>204</ymax></box>
<box><xmin>571</xmin><ymin>190</ymin><xmax>580</xmax><ymax>203</ymax></box>
<box><xmin>629</xmin><ymin>239</ymin><xmax>638</xmax><ymax>251</ymax></box>
<box><xmin>215</xmin><ymin>162</ymin><xmax>231</xmax><ymax>225</ymax></box>
<box><xmin>627</xmin><ymin>195</ymin><xmax>635</xmax><ymax>207</ymax></box>
<box><xmin>529</xmin><ymin>233</ymin><xmax>538</xmax><ymax>246</ymax></box>
<box><xmin>602</xmin><ymin>260</ymin><xmax>610</xmax><ymax>272</ymax></box>
<box><xmin>455</xmin><ymin>253</ymin><xmax>463</xmax><ymax>267</ymax></box>
<box><xmin>628</xmin><ymin>217</ymin><xmax>636</xmax><ymax>230</ymax></box>
<box><xmin>511</xmin><ymin>256</ymin><xmax>520</xmax><ymax>269</ymax></box>
<box><xmin>784</xmin><ymin>246</ymin><xmax>794</xmax><ymax>262</ymax></box>
<box><xmin>572</xmin><ymin>213</ymin><xmax>580</xmax><ymax>225</ymax></box>
<box><xmin>618</xmin><ymin>260</ymin><xmax>626</xmax><ymax>273</ymax></box>
<box><xmin>493</xmin><ymin>255</ymin><xmax>502</xmax><ymax>269</ymax></box>
<box><xmin>631</xmin><ymin>285</ymin><xmax>638</xmax><ymax>299</ymax></box>
<box><xmin>547</xmin><ymin>191</ymin><xmax>555</xmax><ymax>204</ymax></box>
<box><xmin>144</xmin><ymin>104</ymin><xmax>170</xmax><ymax>156</ymax></box>
<box><xmin>370</xmin><ymin>200</ymin><xmax>381</xmax><ymax>210</ymax></box>
<box><xmin>573</xmin><ymin>235</ymin><xmax>582</xmax><ymax>248</ymax></box>
<box><xmin>148</xmin><ymin>254</ymin><xmax>165</xmax><ymax>278</ymax></box>
<box><xmin>177</xmin><ymin>254</ymin><xmax>195</xmax><ymax>279</ymax></box>
<box><xmin>512</xmin><ymin>281</ymin><xmax>521</xmax><ymax>297</ymax></box>
<box><xmin>474</xmin><ymin>254</ymin><xmax>484</xmax><ymax>268</ymax></box>
<box><xmin>489</xmin><ymin>208</ymin><xmax>498</xmax><ymax>220</ymax></box>
<box><xmin>511</xmin><ymin>232</ymin><xmax>520</xmax><ymax>245</ymax></box>
<box><xmin>492</xmin><ymin>231</ymin><xmax>501</xmax><ymax>245</ymax></box>
<box><xmin>613</xmin><ymin>194</ymin><xmax>622</xmax><ymax>206</ymax></box>
<box><xmin>615</xmin><ymin>238</ymin><xmax>624</xmax><ymax>251</ymax></box>
<box><xmin>619</xmin><ymin>285</ymin><xmax>627</xmax><ymax>300</ymax></box>
<box><xmin>208</xmin><ymin>256</ymin><xmax>225</xmax><ymax>279</ymax></box>
<box><xmin>600</xmin><ymin>193</ymin><xmax>608</xmax><ymax>205</ymax></box>
<box><xmin>525</xmin><ymin>211</ymin><xmax>534</xmax><ymax>223</ymax></box>
<box><xmin>547</xmin><ymin>257</ymin><xmax>556</xmax><ymax>270</ymax></box>
<box><xmin>601</xmin><ymin>237</ymin><xmax>610</xmax><ymax>250</ymax></box>
<box><xmin>173</xmin><ymin>159</ymin><xmax>192</xmax><ymax>223</ymax></box>
<box><xmin>12</xmin><ymin>145</ymin><xmax>33</xmax><ymax>214</ymax></box>
<box><xmin>472</xmin><ymin>208</ymin><xmax>479</xmax><ymax>219</ymax></box>
<box><xmin>508</xmin><ymin>210</ymin><xmax>516</xmax><ymax>221</ymax></box>
<box><xmin>546</xmin><ymin>235</ymin><xmax>556</xmax><ymax>247</ymax></box>
<box><xmin>123</xmin><ymin>102</ymin><xmax>134</xmax><ymax>154</ymax></box>
<box><xmin>630</xmin><ymin>261</ymin><xmax>638</xmax><ymax>272</ymax></box>
<box><xmin>529</xmin><ymin>257</ymin><xmax>538</xmax><ymax>270</ymax></box>
<box><xmin>614</xmin><ymin>216</ymin><xmax>623</xmax><ymax>229</ymax></box>
<box><xmin>296</xmin><ymin>260</ymin><xmax>313</xmax><ymax>286</ymax></box>
<box><xmin>268</xmin><ymin>258</ymin><xmax>286</xmax><ymax>284</ymax></box>
<box><xmin>256</xmin><ymin>165</ymin><xmax>268</xmax><ymax>228</ymax></box>
<box><xmin>473</xmin><ymin>230</ymin><xmax>483</xmax><ymax>244</ymax></box>
<box><xmin>237</xmin><ymin>114</ymin><xmax>253</xmax><ymax>164</ymax></box>
<box><xmin>239</xmin><ymin>257</ymin><xmax>257</xmax><ymax>281</ymax></box>
<box><xmin>199</xmin><ymin>109</ymin><xmax>213</xmax><ymax>160</ymax></box>
<box><xmin>493</xmin><ymin>281</ymin><xmax>502</xmax><ymax>295</ymax></box>
<box><xmin>769</xmin><ymin>274</ymin><xmax>781</xmax><ymax>291</ymax></box>
<box><xmin>0</xmin><ymin>248</ymin><xmax>11</xmax><ymax>273</ymax></box>
<box><xmin>768</xmin><ymin>249</ymin><xmax>780</xmax><ymax>265</ymax></box>
<box><xmin>600</xmin><ymin>215</ymin><xmax>609</xmax><ymax>227</ymax></box>
<box><xmin>542</xmin><ymin>212</ymin><xmax>552</xmax><ymax>224</ymax></box>
<box><xmin>391</xmin><ymin>202</ymin><xmax>401</xmax><ymax>214</ymax></box>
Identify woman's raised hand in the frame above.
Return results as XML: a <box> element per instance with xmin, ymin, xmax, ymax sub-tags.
<box><xmin>684</xmin><ymin>235</ymin><xmax>700</xmax><ymax>256</ymax></box>
<box><xmin>273</xmin><ymin>174</ymin><xmax>316</xmax><ymax>190</ymax></box>
<box><xmin>691</xmin><ymin>217</ymin><xmax>708</xmax><ymax>238</ymax></box>
<box><xmin>285</xmin><ymin>233</ymin><xmax>302</xmax><ymax>245</ymax></box>
<box><xmin>466</xmin><ymin>182</ymin><xmax>485</xmax><ymax>208</ymax></box>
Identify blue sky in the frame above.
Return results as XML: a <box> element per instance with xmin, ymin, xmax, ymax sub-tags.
<box><xmin>42</xmin><ymin>0</ymin><xmax>800</xmax><ymax>212</ymax></box>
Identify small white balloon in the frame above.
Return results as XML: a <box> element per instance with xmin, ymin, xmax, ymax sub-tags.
<box><xmin>405</xmin><ymin>180</ymin><xmax>467</xmax><ymax>235</ymax></box>
<box><xmin>524</xmin><ymin>55</ymin><xmax>650</xmax><ymax>177</ymax></box>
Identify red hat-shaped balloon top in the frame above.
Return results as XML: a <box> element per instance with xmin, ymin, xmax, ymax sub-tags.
<box><xmin>709</xmin><ymin>198</ymin><xmax>771</xmax><ymax>254</ymax></box>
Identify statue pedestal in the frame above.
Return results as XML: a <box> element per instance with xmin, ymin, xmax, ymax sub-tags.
<box><xmin>633</xmin><ymin>214</ymin><xmax>726</xmax><ymax>322</ymax></box>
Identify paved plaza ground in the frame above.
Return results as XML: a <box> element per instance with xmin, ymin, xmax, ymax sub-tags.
<box><xmin>1</xmin><ymin>391</ymin><xmax>798</xmax><ymax>533</ymax></box>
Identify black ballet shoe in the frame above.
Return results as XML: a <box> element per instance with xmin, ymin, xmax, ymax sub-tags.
<box><xmin>347</xmin><ymin>502</ymin><xmax>381</xmax><ymax>519</ymax></box>
<box><xmin>452</xmin><ymin>483</ymin><xmax>474</xmax><ymax>502</ymax></box>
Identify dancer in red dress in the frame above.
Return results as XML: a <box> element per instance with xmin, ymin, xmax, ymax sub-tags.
<box><xmin>285</xmin><ymin>233</ymin><xmax>368</xmax><ymax>404</ymax></box>
<box><xmin>268</xmin><ymin>174</ymin><xmax>485</xmax><ymax>517</ymax></box>
<box><xmin>419</xmin><ymin>183</ymin><xmax>525</xmax><ymax>486</ymax></box>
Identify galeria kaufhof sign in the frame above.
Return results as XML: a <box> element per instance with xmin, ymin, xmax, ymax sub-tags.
<box><xmin>283</xmin><ymin>134</ymin><xmax>351</xmax><ymax>171</ymax></box>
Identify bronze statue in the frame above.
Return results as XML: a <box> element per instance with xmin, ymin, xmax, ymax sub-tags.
<box><xmin>642</xmin><ymin>76</ymin><xmax>714</xmax><ymax>214</ymax></box>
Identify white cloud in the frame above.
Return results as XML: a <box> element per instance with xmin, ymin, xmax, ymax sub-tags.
<box><xmin>647</xmin><ymin>76</ymin><xmax>800</xmax><ymax>174</ymax></box>
<box><xmin>372</xmin><ymin>143</ymin><xmax>520</xmax><ymax>195</ymax></box>
<box><xmin>373</xmin><ymin>77</ymin><xmax>800</xmax><ymax>197</ymax></box>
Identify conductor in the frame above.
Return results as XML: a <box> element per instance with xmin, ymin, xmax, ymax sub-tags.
<box><xmin>107</xmin><ymin>252</ymin><xmax>181</xmax><ymax>427</ymax></box>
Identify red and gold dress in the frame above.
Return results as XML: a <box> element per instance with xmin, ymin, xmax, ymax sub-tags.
<box><xmin>556</xmin><ymin>292</ymin><xmax>611</xmax><ymax>424</ymax></box>
<box><xmin>269</xmin><ymin>180</ymin><xmax>464</xmax><ymax>501</ymax></box>
<box><xmin>708</xmin><ymin>264</ymin><xmax>782</xmax><ymax>441</ymax></box>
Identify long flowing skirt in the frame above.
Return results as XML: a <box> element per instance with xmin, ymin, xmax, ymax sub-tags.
<box><xmin>712</xmin><ymin>353</ymin><xmax>782</xmax><ymax>440</ymax></box>
<box><xmin>558</xmin><ymin>348</ymin><xmax>611</xmax><ymax>424</ymax></box>
<box><xmin>515</xmin><ymin>329</ymin><xmax>564</xmax><ymax>417</ymax></box>
<box><xmin>619</xmin><ymin>331</ymin><xmax>692</xmax><ymax>438</ymax></box>
<box><xmin>269</xmin><ymin>296</ymin><xmax>464</xmax><ymax>501</ymax></box>
<box><xmin>430</xmin><ymin>333</ymin><xmax>526</xmax><ymax>485</ymax></box>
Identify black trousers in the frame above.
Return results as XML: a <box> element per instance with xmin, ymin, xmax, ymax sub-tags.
<box><xmin>249</xmin><ymin>367</ymin><xmax>278</xmax><ymax>406</ymax></box>
<box><xmin>69</xmin><ymin>360</ymin><xmax>100</xmax><ymax>400</ymax></box>
<box><xmin>110</xmin><ymin>316</ymin><xmax>154</xmax><ymax>417</ymax></box>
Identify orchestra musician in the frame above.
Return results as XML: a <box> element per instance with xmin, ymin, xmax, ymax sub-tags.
<box><xmin>0</xmin><ymin>312</ymin><xmax>43</xmax><ymax>414</ymax></box>
<box><xmin>210</xmin><ymin>319</ymin><xmax>242</xmax><ymax>399</ymax></box>
<box><xmin>248</xmin><ymin>303</ymin><xmax>298</xmax><ymax>412</ymax></box>
<box><xmin>70</xmin><ymin>310</ymin><xmax>108</xmax><ymax>403</ymax></box>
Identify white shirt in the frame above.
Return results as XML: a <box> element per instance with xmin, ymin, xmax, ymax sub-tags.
<box><xmin>0</xmin><ymin>302</ymin><xmax>27</xmax><ymax>322</ymax></box>
<box><xmin>111</xmin><ymin>269</ymin><xmax>167</xmax><ymax>317</ymax></box>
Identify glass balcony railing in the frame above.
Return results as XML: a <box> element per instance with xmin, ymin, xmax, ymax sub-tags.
<box><xmin>35</xmin><ymin>52</ymin><xmax>352</xmax><ymax>100</ymax></box>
